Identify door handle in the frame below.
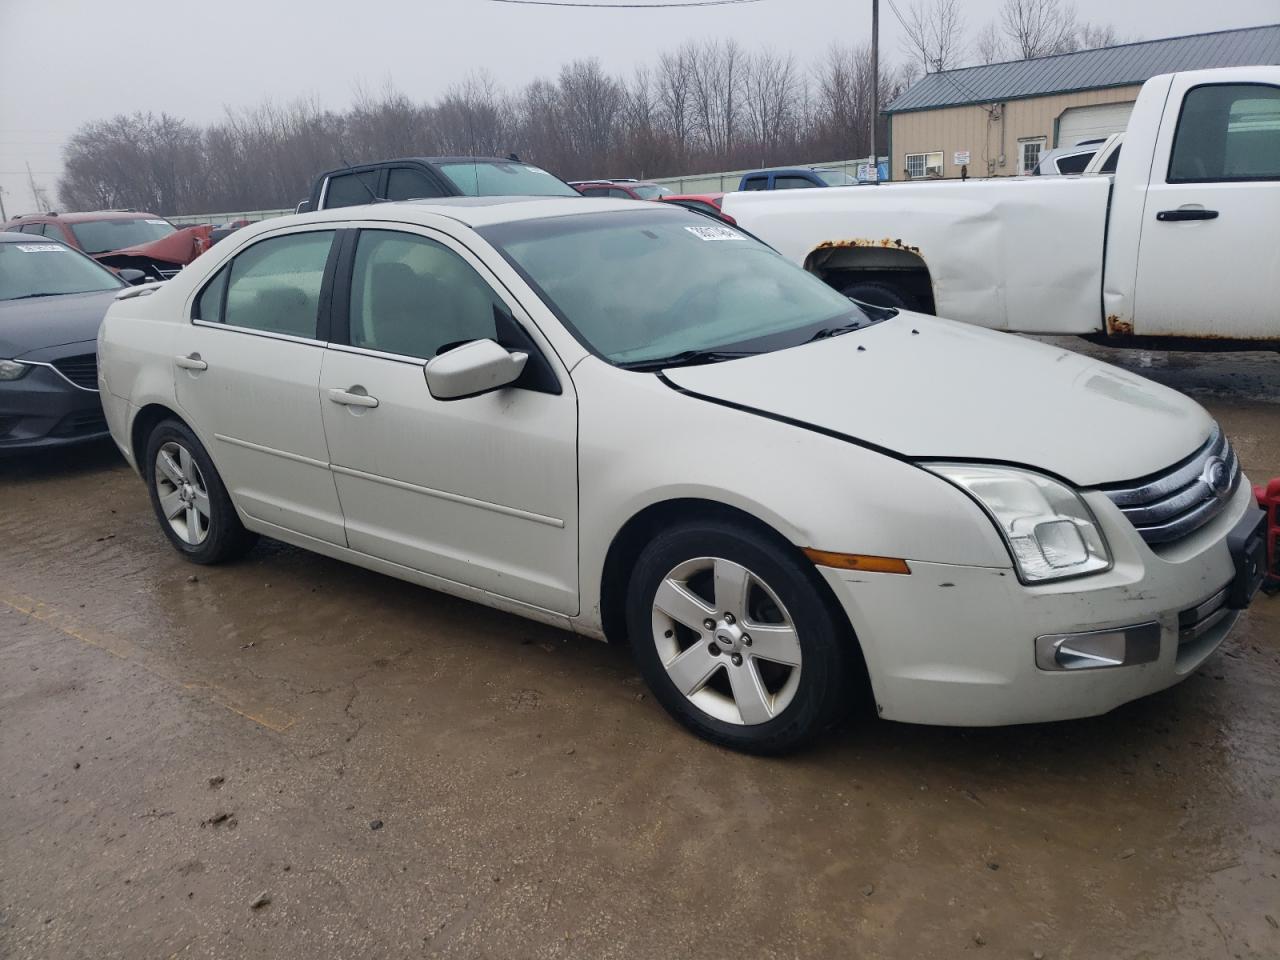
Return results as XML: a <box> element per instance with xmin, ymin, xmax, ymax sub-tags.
<box><xmin>174</xmin><ymin>354</ymin><xmax>207</xmax><ymax>371</ymax></box>
<box><xmin>1156</xmin><ymin>208</ymin><xmax>1219</xmax><ymax>222</ymax></box>
<box><xmin>327</xmin><ymin>387</ymin><xmax>379</xmax><ymax>408</ymax></box>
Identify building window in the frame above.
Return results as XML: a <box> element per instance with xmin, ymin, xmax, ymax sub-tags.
<box><xmin>1019</xmin><ymin>138</ymin><xmax>1047</xmax><ymax>175</ymax></box>
<box><xmin>905</xmin><ymin>151</ymin><xmax>944</xmax><ymax>179</ymax></box>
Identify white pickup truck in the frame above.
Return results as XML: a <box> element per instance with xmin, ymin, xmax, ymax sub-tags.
<box><xmin>723</xmin><ymin>67</ymin><xmax>1280</xmax><ymax>349</ymax></box>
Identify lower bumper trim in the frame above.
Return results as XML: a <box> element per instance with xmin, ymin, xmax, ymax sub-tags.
<box><xmin>1035</xmin><ymin>621</ymin><xmax>1161</xmax><ymax>672</ymax></box>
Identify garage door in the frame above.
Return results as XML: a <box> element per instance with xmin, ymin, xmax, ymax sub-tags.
<box><xmin>1056</xmin><ymin>101</ymin><xmax>1135</xmax><ymax>148</ymax></box>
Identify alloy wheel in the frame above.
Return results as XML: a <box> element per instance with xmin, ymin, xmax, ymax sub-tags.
<box><xmin>154</xmin><ymin>440</ymin><xmax>211</xmax><ymax>546</ymax></box>
<box><xmin>650</xmin><ymin>556</ymin><xmax>802</xmax><ymax>725</ymax></box>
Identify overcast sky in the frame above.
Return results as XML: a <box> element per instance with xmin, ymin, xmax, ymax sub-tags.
<box><xmin>0</xmin><ymin>0</ymin><xmax>1275</xmax><ymax>215</ymax></box>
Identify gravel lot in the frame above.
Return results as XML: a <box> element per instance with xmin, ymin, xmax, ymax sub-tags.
<box><xmin>2</xmin><ymin>343</ymin><xmax>1278</xmax><ymax>959</ymax></box>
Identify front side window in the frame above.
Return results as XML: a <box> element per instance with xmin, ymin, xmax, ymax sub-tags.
<box><xmin>436</xmin><ymin>161</ymin><xmax>579</xmax><ymax>197</ymax></box>
<box><xmin>481</xmin><ymin>208</ymin><xmax>879</xmax><ymax>367</ymax></box>
<box><xmin>816</xmin><ymin>170</ymin><xmax>859</xmax><ymax>186</ymax></box>
<box><xmin>631</xmin><ymin>184</ymin><xmax>672</xmax><ymax>199</ymax></box>
<box><xmin>324</xmin><ymin>171</ymin><xmax>381</xmax><ymax>208</ymax></box>
<box><xmin>1169</xmin><ymin>83</ymin><xmax>1280</xmax><ymax>182</ymax></box>
<box><xmin>1099</xmin><ymin>144</ymin><xmax>1122</xmax><ymax>174</ymax></box>
<box><xmin>207</xmin><ymin>231</ymin><xmax>334</xmax><ymax>337</ymax></box>
<box><xmin>68</xmin><ymin>217</ymin><xmax>175</xmax><ymax>254</ymax></box>
<box><xmin>386</xmin><ymin>167</ymin><xmax>445</xmax><ymax>201</ymax></box>
<box><xmin>905</xmin><ymin>152</ymin><xmax>944</xmax><ymax>179</ymax></box>
<box><xmin>0</xmin><ymin>241</ymin><xmax>124</xmax><ymax>301</ymax></box>
<box><xmin>347</xmin><ymin>230</ymin><xmax>503</xmax><ymax>359</ymax></box>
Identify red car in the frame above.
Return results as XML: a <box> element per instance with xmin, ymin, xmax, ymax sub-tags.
<box><xmin>1</xmin><ymin>210</ymin><xmax>212</xmax><ymax>281</ymax></box>
<box><xmin>659</xmin><ymin>193</ymin><xmax>736</xmax><ymax>225</ymax></box>
<box><xmin>574</xmin><ymin>180</ymin><xmax>673</xmax><ymax>201</ymax></box>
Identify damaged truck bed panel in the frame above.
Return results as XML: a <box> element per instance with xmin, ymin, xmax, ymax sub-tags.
<box><xmin>723</xmin><ymin>66</ymin><xmax>1280</xmax><ymax>349</ymax></box>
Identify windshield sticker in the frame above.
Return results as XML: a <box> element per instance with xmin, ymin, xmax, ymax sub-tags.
<box><xmin>145</xmin><ymin>219</ymin><xmax>169</xmax><ymax>226</ymax></box>
<box><xmin>684</xmin><ymin>225</ymin><xmax>746</xmax><ymax>242</ymax></box>
<box><xmin>15</xmin><ymin>243</ymin><xmax>66</xmax><ymax>253</ymax></box>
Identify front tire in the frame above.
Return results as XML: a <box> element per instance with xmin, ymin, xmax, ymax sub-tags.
<box><xmin>840</xmin><ymin>279</ymin><xmax>916</xmax><ymax>311</ymax></box>
<box><xmin>144</xmin><ymin>419</ymin><xmax>256</xmax><ymax>564</ymax></box>
<box><xmin>626</xmin><ymin>520</ymin><xmax>856</xmax><ymax>754</ymax></box>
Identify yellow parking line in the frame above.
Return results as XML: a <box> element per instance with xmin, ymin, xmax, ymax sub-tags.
<box><xmin>0</xmin><ymin>590</ymin><xmax>295</xmax><ymax>733</ymax></box>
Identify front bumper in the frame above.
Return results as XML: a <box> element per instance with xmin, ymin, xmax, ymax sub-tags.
<box><xmin>820</xmin><ymin>479</ymin><xmax>1261</xmax><ymax>726</ymax></box>
<box><xmin>0</xmin><ymin>363</ymin><xmax>108</xmax><ymax>454</ymax></box>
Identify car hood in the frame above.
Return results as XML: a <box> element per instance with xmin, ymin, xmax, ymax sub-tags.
<box><xmin>0</xmin><ymin>289</ymin><xmax>119</xmax><ymax>359</ymax></box>
<box><xmin>661</xmin><ymin>314</ymin><xmax>1213</xmax><ymax>487</ymax></box>
<box><xmin>94</xmin><ymin>224</ymin><xmax>212</xmax><ymax>267</ymax></box>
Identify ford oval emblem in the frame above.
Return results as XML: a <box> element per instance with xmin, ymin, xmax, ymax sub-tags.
<box><xmin>1201</xmin><ymin>456</ymin><xmax>1232</xmax><ymax>499</ymax></box>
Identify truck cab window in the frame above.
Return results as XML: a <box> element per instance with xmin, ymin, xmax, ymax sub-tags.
<box><xmin>324</xmin><ymin>171</ymin><xmax>381</xmax><ymax>208</ymax></box>
<box><xmin>1170</xmin><ymin>83</ymin><xmax>1280</xmax><ymax>182</ymax></box>
<box><xmin>386</xmin><ymin>168</ymin><xmax>444</xmax><ymax>201</ymax></box>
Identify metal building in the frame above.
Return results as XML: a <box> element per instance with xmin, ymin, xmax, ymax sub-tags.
<box><xmin>883</xmin><ymin>23</ymin><xmax>1280</xmax><ymax>180</ymax></box>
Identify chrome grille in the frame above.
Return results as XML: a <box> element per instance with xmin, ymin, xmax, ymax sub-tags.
<box><xmin>51</xmin><ymin>353</ymin><xmax>99</xmax><ymax>390</ymax></box>
<box><xmin>1178</xmin><ymin>586</ymin><xmax>1231</xmax><ymax>648</ymax></box>
<box><xmin>1101</xmin><ymin>425</ymin><xmax>1239</xmax><ymax>545</ymax></box>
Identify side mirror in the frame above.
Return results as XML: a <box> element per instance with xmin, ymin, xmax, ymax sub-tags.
<box><xmin>117</xmin><ymin>268</ymin><xmax>148</xmax><ymax>285</ymax></box>
<box><xmin>424</xmin><ymin>338</ymin><xmax>527</xmax><ymax>401</ymax></box>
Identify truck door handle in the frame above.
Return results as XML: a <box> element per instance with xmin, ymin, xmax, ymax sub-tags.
<box><xmin>327</xmin><ymin>387</ymin><xmax>379</xmax><ymax>408</ymax></box>
<box><xmin>1156</xmin><ymin>208</ymin><xmax>1219</xmax><ymax>222</ymax></box>
<box><xmin>174</xmin><ymin>354</ymin><xmax>207</xmax><ymax>371</ymax></box>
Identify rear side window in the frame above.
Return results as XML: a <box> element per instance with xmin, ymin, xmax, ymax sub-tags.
<box><xmin>1169</xmin><ymin>83</ymin><xmax>1280</xmax><ymax>182</ymax></box>
<box><xmin>347</xmin><ymin>230</ymin><xmax>502</xmax><ymax>359</ymax></box>
<box><xmin>207</xmin><ymin>231</ymin><xmax>335</xmax><ymax>337</ymax></box>
<box><xmin>20</xmin><ymin>223</ymin><xmax>44</xmax><ymax>234</ymax></box>
<box><xmin>741</xmin><ymin>177</ymin><xmax>768</xmax><ymax>191</ymax></box>
<box><xmin>324</xmin><ymin>171</ymin><xmax>380</xmax><ymax>207</ymax></box>
<box><xmin>386</xmin><ymin>167</ymin><xmax>445</xmax><ymax>201</ymax></box>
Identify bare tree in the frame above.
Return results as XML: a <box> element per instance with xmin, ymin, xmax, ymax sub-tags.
<box><xmin>899</xmin><ymin>0</ymin><xmax>966</xmax><ymax>74</ymax></box>
<box><xmin>999</xmin><ymin>0</ymin><xmax>1079</xmax><ymax>59</ymax></box>
<box><xmin>687</xmin><ymin>39</ymin><xmax>745</xmax><ymax>161</ymax></box>
<box><xmin>656</xmin><ymin>45</ymin><xmax>695</xmax><ymax>162</ymax></box>
<box><xmin>972</xmin><ymin>20</ymin><xmax>1008</xmax><ymax>64</ymax></box>
<box><xmin>741</xmin><ymin>49</ymin><xmax>801</xmax><ymax>165</ymax></box>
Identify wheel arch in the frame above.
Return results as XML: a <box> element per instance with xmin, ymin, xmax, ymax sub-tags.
<box><xmin>597</xmin><ymin>497</ymin><xmax>871</xmax><ymax>702</ymax></box>
<box><xmin>129</xmin><ymin>402</ymin><xmax>189</xmax><ymax>474</ymax></box>
<box><xmin>803</xmin><ymin>241</ymin><xmax>937</xmax><ymax>314</ymax></box>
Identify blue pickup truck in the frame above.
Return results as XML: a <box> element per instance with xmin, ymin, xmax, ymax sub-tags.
<box><xmin>738</xmin><ymin>167</ymin><xmax>860</xmax><ymax>190</ymax></box>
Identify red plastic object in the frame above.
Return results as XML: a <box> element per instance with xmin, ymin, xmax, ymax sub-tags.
<box><xmin>1255</xmin><ymin>477</ymin><xmax>1280</xmax><ymax>592</ymax></box>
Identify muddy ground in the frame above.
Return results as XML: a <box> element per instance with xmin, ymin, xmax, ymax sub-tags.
<box><xmin>2</xmin><ymin>342</ymin><xmax>1278</xmax><ymax>960</ymax></box>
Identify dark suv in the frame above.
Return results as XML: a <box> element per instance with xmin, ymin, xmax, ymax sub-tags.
<box><xmin>301</xmin><ymin>157</ymin><xmax>580</xmax><ymax>211</ymax></box>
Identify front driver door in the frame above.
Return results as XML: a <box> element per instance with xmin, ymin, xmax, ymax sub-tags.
<box><xmin>319</xmin><ymin>226</ymin><xmax>579</xmax><ymax>615</ymax></box>
<box><xmin>1133</xmin><ymin>79</ymin><xmax>1280</xmax><ymax>338</ymax></box>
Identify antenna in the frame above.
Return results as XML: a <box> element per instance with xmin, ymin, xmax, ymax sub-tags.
<box><xmin>338</xmin><ymin>153</ymin><xmax>385</xmax><ymax>204</ymax></box>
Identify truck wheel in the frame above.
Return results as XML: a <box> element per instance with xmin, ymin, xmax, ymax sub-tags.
<box><xmin>626</xmin><ymin>519</ymin><xmax>856</xmax><ymax>754</ymax></box>
<box><xmin>840</xmin><ymin>280</ymin><xmax>916</xmax><ymax>311</ymax></box>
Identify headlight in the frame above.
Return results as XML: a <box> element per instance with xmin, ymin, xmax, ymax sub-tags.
<box><xmin>928</xmin><ymin>464</ymin><xmax>1112</xmax><ymax>583</ymax></box>
<box><xmin>0</xmin><ymin>359</ymin><xmax>30</xmax><ymax>381</ymax></box>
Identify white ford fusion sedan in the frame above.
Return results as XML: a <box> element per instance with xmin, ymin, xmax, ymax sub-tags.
<box><xmin>98</xmin><ymin>197</ymin><xmax>1267</xmax><ymax>753</ymax></box>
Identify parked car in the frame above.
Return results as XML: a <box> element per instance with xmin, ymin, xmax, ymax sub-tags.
<box><xmin>1033</xmin><ymin>135</ymin><xmax>1124</xmax><ymax>176</ymax></box>
<box><xmin>575</xmin><ymin>181</ymin><xmax>674</xmax><ymax>200</ymax></box>
<box><xmin>0</xmin><ymin>232</ymin><xmax>139</xmax><ymax>453</ymax></box>
<box><xmin>738</xmin><ymin>168</ymin><xmax>860</xmax><ymax>191</ymax></box>
<box><xmin>2</xmin><ymin>210</ymin><xmax>213</xmax><ymax>281</ymax></box>
<box><xmin>98</xmin><ymin>197</ymin><xmax>1266</xmax><ymax>753</ymax></box>
<box><xmin>659</xmin><ymin>193</ymin><xmax>735</xmax><ymax>224</ymax></box>
<box><xmin>301</xmin><ymin>156</ymin><xmax>580</xmax><ymax>212</ymax></box>
<box><xmin>723</xmin><ymin>66</ymin><xmax>1280</xmax><ymax>347</ymax></box>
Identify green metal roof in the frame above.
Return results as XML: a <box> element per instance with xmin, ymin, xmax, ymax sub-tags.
<box><xmin>885</xmin><ymin>23</ymin><xmax>1280</xmax><ymax>114</ymax></box>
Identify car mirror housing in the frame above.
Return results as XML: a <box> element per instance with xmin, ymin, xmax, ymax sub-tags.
<box><xmin>117</xmin><ymin>268</ymin><xmax>149</xmax><ymax>285</ymax></box>
<box><xmin>424</xmin><ymin>338</ymin><xmax>528</xmax><ymax>401</ymax></box>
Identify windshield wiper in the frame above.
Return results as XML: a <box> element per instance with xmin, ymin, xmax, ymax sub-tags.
<box><xmin>7</xmin><ymin>292</ymin><xmax>65</xmax><ymax>300</ymax></box>
<box><xmin>618</xmin><ymin>348</ymin><xmax>757</xmax><ymax>372</ymax></box>
<box><xmin>807</xmin><ymin>321</ymin><xmax>869</xmax><ymax>341</ymax></box>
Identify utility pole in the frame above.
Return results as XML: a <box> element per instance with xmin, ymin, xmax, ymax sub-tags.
<box><xmin>0</xmin><ymin>185</ymin><xmax>7</xmax><ymax>222</ymax></box>
<box><xmin>868</xmin><ymin>0</ymin><xmax>880</xmax><ymax>183</ymax></box>
<box><xmin>26</xmin><ymin>162</ymin><xmax>48</xmax><ymax>213</ymax></box>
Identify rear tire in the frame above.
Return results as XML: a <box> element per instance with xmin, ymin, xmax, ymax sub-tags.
<box><xmin>144</xmin><ymin>419</ymin><xmax>256</xmax><ymax>564</ymax></box>
<box><xmin>840</xmin><ymin>279</ymin><xmax>916</xmax><ymax>311</ymax></box>
<box><xmin>626</xmin><ymin>519</ymin><xmax>856</xmax><ymax>754</ymax></box>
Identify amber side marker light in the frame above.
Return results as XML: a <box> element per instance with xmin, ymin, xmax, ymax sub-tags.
<box><xmin>802</xmin><ymin>549</ymin><xmax>911</xmax><ymax>575</ymax></box>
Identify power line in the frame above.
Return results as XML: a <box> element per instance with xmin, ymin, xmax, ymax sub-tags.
<box><xmin>485</xmin><ymin>0</ymin><xmax>761</xmax><ymax>7</ymax></box>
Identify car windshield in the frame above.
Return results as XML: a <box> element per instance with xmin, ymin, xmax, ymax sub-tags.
<box><xmin>0</xmin><ymin>241</ymin><xmax>124</xmax><ymax>301</ymax></box>
<box><xmin>816</xmin><ymin>170</ymin><xmax>858</xmax><ymax>186</ymax></box>
<box><xmin>480</xmin><ymin>208</ymin><xmax>880</xmax><ymax>366</ymax></box>
<box><xmin>437</xmin><ymin>161</ymin><xmax>580</xmax><ymax>198</ymax></box>
<box><xmin>69</xmin><ymin>217</ymin><xmax>176</xmax><ymax>255</ymax></box>
<box><xmin>631</xmin><ymin>183</ymin><xmax>673</xmax><ymax>199</ymax></box>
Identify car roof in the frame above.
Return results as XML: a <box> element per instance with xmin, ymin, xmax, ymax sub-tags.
<box><xmin>6</xmin><ymin>210</ymin><xmax>166</xmax><ymax>224</ymax></box>
<box><xmin>270</xmin><ymin>196</ymin><xmax>666</xmax><ymax>232</ymax></box>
